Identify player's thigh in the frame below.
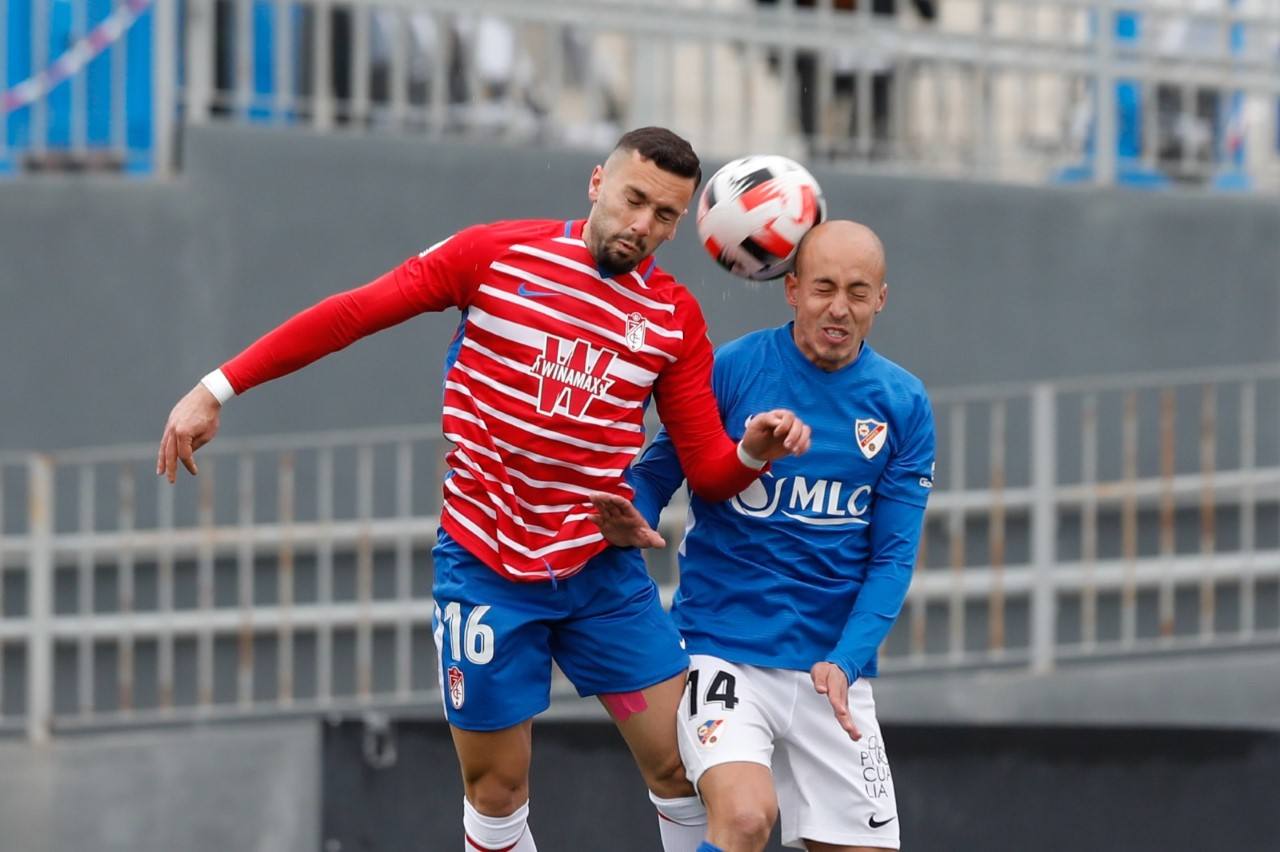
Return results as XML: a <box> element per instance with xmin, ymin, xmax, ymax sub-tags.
<box><xmin>432</xmin><ymin>531</ymin><xmax>557</xmax><ymax>731</ymax></box>
<box><xmin>603</xmin><ymin>670</ymin><xmax>690</xmax><ymax>795</ymax></box>
<box><xmin>675</xmin><ymin>655</ymin><xmax>783</xmax><ymax>794</ymax></box>
<box><xmin>449</xmin><ymin>719</ymin><xmax>534</xmax><ymax>814</ymax></box>
<box><xmin>700</xmin><ymin>760</ymin><xmax>779</xmax><ymax>840</ymax></box>
<box><xmin>774</xmin><ymin>679</ymin><xmax>898</xmax><ymax>851</ymax></box>
<box><xmin>549</xmin><ymin>552</ymin><xmax>688</xmax><ymax>698</ymax></box>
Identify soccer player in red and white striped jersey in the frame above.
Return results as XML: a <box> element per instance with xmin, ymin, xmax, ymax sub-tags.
<box><xmin>156</xmin><ymin>127</ymin><xmax>809</xmax><ymax>852</ymax></box>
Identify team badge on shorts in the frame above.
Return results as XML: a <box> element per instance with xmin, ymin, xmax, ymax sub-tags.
<box><xmin>696</xmin><ymin>719</ymin><xmax>725</xmax><ymax>746</ymax></box>
<box><xmin>855</xmin><ymin>419</ymin><xmax>888</xmax><ymax>460</ymax></box>
<box><xmin>447</xmin><ymin>665</ymin><xmax>465</xmax><ymax>709</ymax></box>
<box><xmin>625</xmin><ymin>312</ymin><xmax>647</xmax><ymax>352</ymax></box>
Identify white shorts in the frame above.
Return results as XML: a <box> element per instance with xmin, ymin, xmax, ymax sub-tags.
<box><xmin>676</xmin><ymin>654</ymin><xmax>899</xmax><ymax>850</ymax></box>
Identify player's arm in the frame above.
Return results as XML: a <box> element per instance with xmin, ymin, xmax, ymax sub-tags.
<box><xmin>811</xmin><ymin>494</ymin><xmax>925</xmax><ymax>742</ymax></box>
<box><xmin>823</xmin><ymin>494</ymin><xmax>927</xmax><ymax>683</ymax></box>
<box><xmin>653</xmin><ymin>297</ymin><xmax>809</xmax><ymax>501</ymax></box>
<box><xmin>588</xmin><ymin>427</ymin><xmax>686</xmax><ymax>547</ymax></box>
<box><xmin>157</xmin><ymin>229</ymin><xmax>485</xmax><ymax>482</ymax></box>
<box><xmin>814</xmin><ymin>392</ymin><xmax>936</xmax><ymax>740</ymax></box>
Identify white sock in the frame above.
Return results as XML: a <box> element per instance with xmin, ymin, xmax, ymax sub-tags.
<box><xmin>462</xmin><ymin>797</ymin><xmax>538</xmax><ymax>851</ymax></box>
<box><xmin>650</xmin><ymin>790</ymin><xmax>708</xmax><ymax>852</ymax></box>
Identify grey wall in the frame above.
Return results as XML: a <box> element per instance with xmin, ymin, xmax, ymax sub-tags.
<box><xmin>2</xmin><ymin>123</ymin><xmax>1277</xmax><ymax>451</ymax></box>
<box><xmin>0</xmin><ymin>721</ymin><xmax>319</xmax><ymax>852</ymax></box>
<box><xmin>322</xmin><ymin>715</ymin><xmax>1280</xmax><ymax>852</ymax></box>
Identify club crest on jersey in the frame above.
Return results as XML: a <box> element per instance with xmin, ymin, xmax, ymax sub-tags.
<box><xmin>447</xmin><ymin>665</ymin><xmax>465</xmax><ymax>709</ymax></box>
<box><xmin>855</xmin><ymin>419</ymin><xmax>888</xmax><ymax>460</ymax></box>
<box><xmin>697</xmin><ymin>719</ymin><xmax>725</xmax><ymax>746</ymax></box>
<box><xmin>529</xmin><ymin>335</ymin><xmax>619</xmax><ymax>418</ymax></box>
<box><xmin>624</xmin><ymin>312</ymin><xmax>647</xmax><ymax>353</ymax></box>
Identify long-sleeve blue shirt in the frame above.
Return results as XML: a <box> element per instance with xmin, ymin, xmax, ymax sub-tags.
<box><xmin>626</xmin><ymin>323</ymin><xmax>935</xmax><ymax>681</ymax></box>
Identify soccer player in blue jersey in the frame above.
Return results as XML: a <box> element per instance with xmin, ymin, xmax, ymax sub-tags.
<box><xmin>591</xmin><ymin>219</ymin><xmax>935</xmax><ymax>851</ymax></box>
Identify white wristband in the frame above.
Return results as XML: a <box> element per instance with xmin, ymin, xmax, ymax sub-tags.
<box><xmin>200</xmin><ymin>369</ymin><xmax>235</xmax><ymax>405</ymax></box>
<box><xmin>736</xmin><ymin>440</ymin><xmax>768</xmax><ymax>470</ymax></box>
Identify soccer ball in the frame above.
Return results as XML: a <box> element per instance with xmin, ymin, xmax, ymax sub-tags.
<box><xmin>695</xmin><ymin>155</ymin><xmax>826</xmax><ymax>281</ymax></box>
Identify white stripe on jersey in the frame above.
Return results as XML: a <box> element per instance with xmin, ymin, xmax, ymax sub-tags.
<box><xmin>475</xmin><ymin>285</ymin><xmax>678</xmax><ymax>364</ymax></box>
<box><xmin>495</xmin><ymin>524</ymin><xmax>604</xmax><ymax>561</ymax></box>
<box><xmin>491</xmin><ymin>261</ymin><xmax>683</xmax><ymax>341</ymax></box>
<box><xmin>507</xmin><ymin>245</ymin><xmax>675</xmax><ymax>314</ymax></box>
<box><xmin>444</xmin><ymin>500</ymin><xmax>600</xmax><ymax>578</ymax></box>
<box><xmin>446</xmin><ymin>375</ymin><xmax>640</xmax><ymax>454</ymax></box>
<box><xmin>466</xmin><ymin>305</ymin><xmax>660</xmax><ymax>388</ymax></box>
<box><xmin>444</xmin><ymin>475</ymin><xmax>562</xmax><ymax>537</ymax></box>
<box><xmin>441</xmin><ymin>503</ymin><xmax>558</xmax><ymax>579</ymax></box>
<box><xmin>455</xmin><ymin>339</ymin><xmax>645</xmax><ymax>432</ymax></box>
<box><xmin>489</xmin><ymin>432</ymin><xmax>625</xmax><ymax>478</ymax></box>
<box><xmin>444</xmin><ymin>429</ymin><xmax>605</xmax><ymax>499</ymax></box>
<box><xmin>418</xmin><ymin>235</ymin><xmax>452</xmax><ymax>257</ymax></box>
<box><xmin>449</xmin><ymin>465</ymin><xmax>583</xmax><ymax>515</ymax></box>
<box><xmin>445</xmin><ymin>398</ymin><xmax>628</xmax><ymax>477</ymax></box>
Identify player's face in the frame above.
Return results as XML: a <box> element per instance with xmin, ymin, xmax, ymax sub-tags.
<box><xmin>785</xmin><ymin>226</ymin><xmax>887</xmax><ymax>372</ymax></box>
<box><xmin>585</xmin><ymin>150</ymin><xmax>695</xmax><ymax>276</ymax></box>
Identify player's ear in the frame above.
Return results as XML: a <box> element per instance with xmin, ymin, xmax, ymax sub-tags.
<box><xmin>785</xmin><ymin>272</ymin><xmax>800</xmax><ymax>307</ymax></box>
<box><xmin>587</xmin><ymin>165</ymin><xmax>605</xmax><ymax>203</ymax></box>
<box><xmin>876</xmin><ymin>280</ymin><xmax>888</xmax><ymax>313</ymax></box>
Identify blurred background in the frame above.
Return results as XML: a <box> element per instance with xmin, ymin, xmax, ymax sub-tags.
<box><xmin>1</xmin><ymin>0</ymin><xmax>1279</xmax><ymax>849</ymax></box>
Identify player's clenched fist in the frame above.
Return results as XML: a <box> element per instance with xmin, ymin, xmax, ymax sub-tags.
<box><xmin>156</xmin><ymin>384</ymin><xmax>222</xmax><ymax>483</ymax></box>
<box><xmin>740</xmin><ymin>408</ymin><xmax>812</xmax><ymax>462</ymax></box>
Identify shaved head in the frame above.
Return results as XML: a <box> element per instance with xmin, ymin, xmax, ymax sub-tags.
<box><xmin>795</xmin><ymin>220</ymin><xmax>886</xmax><ymax>282</ymax></box>
<box><xmin>785</xmin><ymin>219</ymin><xmax>888</xmax><ymax>372</ymax></box>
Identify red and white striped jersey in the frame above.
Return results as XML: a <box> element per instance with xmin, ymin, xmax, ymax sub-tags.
<box><xmin>220</xmin><ymin>219</ymin><xmax>761</xmax><ymax>581</ymax></box>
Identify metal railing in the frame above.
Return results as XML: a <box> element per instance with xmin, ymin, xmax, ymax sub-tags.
<box><xmin>3</xmin><ymin>0</ymin><xmax>1280</xmax><ymax>188</ymax></box>
<box><xmin>2</xmin><ymin>362</ymin><xmax>1280</xmax><ymax>741</ymax></box>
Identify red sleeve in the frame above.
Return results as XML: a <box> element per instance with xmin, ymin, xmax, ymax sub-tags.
<box><xmin>652</xmin><ymin>290</ymin><xmax>763</xmax><ymax>501</ymax></box>
<box><xmin>221</xmin><ymin>226</ymin><xmax>490</xmax><ymax>394</ymax></box>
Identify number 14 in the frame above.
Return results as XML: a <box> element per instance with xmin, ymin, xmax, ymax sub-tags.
<box><xmin>687</xmin><ymin>669</ymin><xmax>739</xmax><ymax>716</ymax></box>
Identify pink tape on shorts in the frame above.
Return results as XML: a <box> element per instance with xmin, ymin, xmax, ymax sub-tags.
<box><xmin>601</xmin><ymin>690</ymin><xmax>648</xmax><ymax>721</ymax></box>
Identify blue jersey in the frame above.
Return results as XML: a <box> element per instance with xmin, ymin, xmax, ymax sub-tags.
<box><xmin>627</xmin><ymin>323</ymin><xmax>935</xmax><ymax>681</ymax></box>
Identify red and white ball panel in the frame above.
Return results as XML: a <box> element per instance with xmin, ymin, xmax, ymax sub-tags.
<box><xmin>695</xmin><ymin>155</ymin><xmax>826</xmax><ymax>281</ymax></box>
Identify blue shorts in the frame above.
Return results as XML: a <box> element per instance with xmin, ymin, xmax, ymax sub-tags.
<box><xmin>431</xmin><ymin>529</ymin><xmax>689</xmax><ymax>731</ymax></box>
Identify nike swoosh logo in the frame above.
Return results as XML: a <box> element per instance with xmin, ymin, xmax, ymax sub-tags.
<box><xmin>517</xmin><ymin>283</ymin><xmax>557</xmax><ymax>298</ymax></box>
<box><xmin>869</xmin><ymin>815</ymin><xmax>897</xmax><ymax>829</ymax></box>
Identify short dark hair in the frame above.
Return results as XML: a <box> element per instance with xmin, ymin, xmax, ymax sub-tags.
<box><xmin>613</xmin><ymin>127</ymin><xmax>702</xmax><ymax>187</ymax></box>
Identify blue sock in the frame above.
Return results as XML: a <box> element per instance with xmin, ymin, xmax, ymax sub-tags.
<box><xmin>696</xmin><ymin>844</ymin><xmax>725</xmax><ymax>852</ymax></box>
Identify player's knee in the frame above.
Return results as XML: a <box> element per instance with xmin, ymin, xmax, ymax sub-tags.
<box><xmin>644</xmin><ymin>749</ymin><xmax>695</xmax><ymax>799</ymax></box>
<box><xmin>466</xmin><ymin>773</ymin><xmax>530</xmax><ymax>817</ymax></box>
<box><xmin>716</xmin><ymin>801</ymin><xmax>777</xmax><ymax>847</ymax></box>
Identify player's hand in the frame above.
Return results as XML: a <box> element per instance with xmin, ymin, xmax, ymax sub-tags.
<box><xmin>740</xmin><ymin>409</ymin><xmax>811</xmax><ymax>462</ymax></box>
<box><xmin>156</xmin><ymin>383</ymin><xmax>222</xmax><ymax>483</ymax></box>
<box><xmin>811</xmin><ymin>661</ymin><xmax>861</xmax><ymax>741</ymax></box>
<box><xmin>587</xmin><ymin>492</ymin><xmax>667</xmax><ymax>549</ymax></box>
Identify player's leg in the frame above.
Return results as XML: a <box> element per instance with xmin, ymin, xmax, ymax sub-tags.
<box><xmin>452</xmin><ymin>722</ymin><xmax>538</xmax><ymax>851</ymax></box>
<box><xmin>601</xmin><ymin>671</ymin><xmax>708</xmax><ymax>850</ymax></box>
<box><xmin>550</xmin><ymin>548</ymin><xmax>699</xmax><ymax>849</ymax></box>
<box><xmin>698</xmin><ymin>762</ymin><xmax>779</xmax><ymax>852</ymax></box>
<box><xmin>675</xmin><ymin>656</ymin><xmax>788</xmax><ymax>852</ymax></box>
<box><xmin>432</xmin><ymin>529</ymin><xmax>557</xmax><ymax>851</ymax></box>
<box><xmin>773</xmin><ymin>677</ymin><xmax>898</xmax><ymax>851</ymax></box>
